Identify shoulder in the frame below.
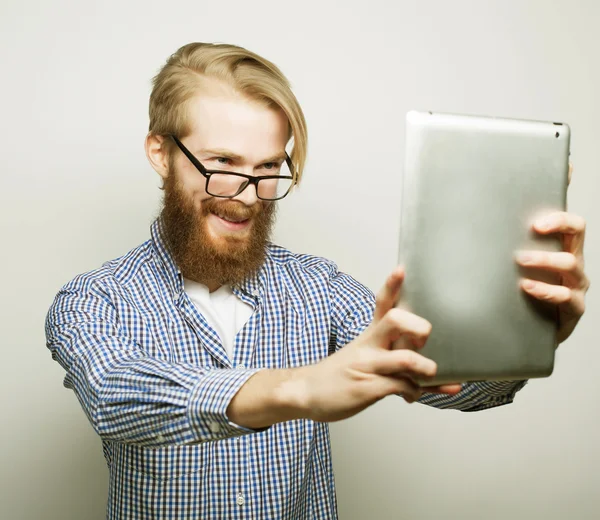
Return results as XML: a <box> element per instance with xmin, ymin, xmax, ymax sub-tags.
<box><xmin>263</xmin><ymin>242</ymin><xmax>373</xmax><ymax>301</ymax></box>
<box><xmin>265</xmin><ymin>242</ymin><xmax>340</xmax><ymax>282</ymax></box>
<box><xmin>56</xmin><ymin>240</ymin><xmax>154</xmax><ymax>298</ymax></box>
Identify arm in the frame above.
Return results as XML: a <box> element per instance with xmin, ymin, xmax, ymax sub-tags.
<box><xmin>229</xmin><ymin>266</ymin><xmax>467</xmax><ymax>428</ymax></box>
<box><xmin>48</xmin><ymin>274</ymin><xmax>444</xmax><ymax>438</ymax></box>
<box><xmin>46</xmin><ymin>279</ymin><xmax>267</xmax><ymax>447</ymax></box>
<box><xmin>227</xmin><ymin>316</ymin><xmax>445</xmax><ymax>428</ymax></box>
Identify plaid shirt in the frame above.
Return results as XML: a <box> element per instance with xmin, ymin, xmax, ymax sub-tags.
<box><xmin>45</xmin><ymin>218</ymin><xmax>525</xmax><ymax>519</ymax></box>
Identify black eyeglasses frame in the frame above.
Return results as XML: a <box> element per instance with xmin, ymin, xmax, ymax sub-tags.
<box><xmin>169</xmin><ymin>134</ymin><xmax>296</xmax><ymax>201</ymax></box>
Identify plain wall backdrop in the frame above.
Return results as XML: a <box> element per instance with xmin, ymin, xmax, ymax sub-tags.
<box><xmin>1</xmin><ymin>1</ymin><xmax>598</xmax><ymax>519</ymax></box>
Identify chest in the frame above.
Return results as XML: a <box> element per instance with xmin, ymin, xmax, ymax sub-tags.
<box><xmin>114</xmin><ymin>284</ymin><xmax>332</xmax><ymax>370</ymax></box>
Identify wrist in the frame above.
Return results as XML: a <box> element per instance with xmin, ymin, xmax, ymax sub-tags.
<box><xmin>226</xmin><ymin>367</ymin><xmax>311</xmax><ymax>429</ymax></box>
<box><xmin>276</xmin><ymin>366</ymin><xmax>311</xmax><ymax>421</ymax></box>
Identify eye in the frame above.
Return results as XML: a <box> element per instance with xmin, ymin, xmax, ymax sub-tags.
<box><xmin>262</xmin><ymin>162</ymin><xmax>280</xmax><ymax>171</ymax></box>
<box><xmin>215</xmin><ymin>157</ymin><xmax>231</xmax><ymax>165</ymax></box>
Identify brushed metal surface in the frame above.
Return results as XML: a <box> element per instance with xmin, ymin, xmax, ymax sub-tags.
<box><xmin>395</xmin><ymin>111</ymin><xmax>569</xmax><ymax>385</ymax></box>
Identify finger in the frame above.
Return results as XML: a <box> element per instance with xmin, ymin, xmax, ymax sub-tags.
<box><xmin>374</xmin><ymin>266</ymin><xmax>405</xmax><ymax>322</ymax></box>
<box><xmin>393</xmin><ymin>334</ymin><xmax>427</xmax><ymax>351</ymax></box>
<box><xmin>372</xmin><ymin>348</ymin><xmax>437</xmax><ymax>379</ymax></box>
<box><xmin>520</xmin><ymin>279</ymin><xmax>573</xmax><ymax>305</ymax></box>
<box><xmin>400</xmin><ymin>390</ymin><xmax>422</xmax><ymax>404</ymax></box>
<box><xmin>422</xmin><ymin>384</ymin><xmax>463</xmax><ymax>395</ymax></box>
<box><xmin>515</xmin><ymin>251</ymin><xmax>585</xmax><ymax>288</ymax></box>
<box><xmin>561</xmin><ymin>290</ymin><xmax>586</xmax><ymax>318</ymax></box>
<box><xmin>568</xmin><ymin>163</ymin><xmax>573</xmax><ymax>185</ymax></box>
<box><xmin>371</xmin><ymin>307</ymin><xmax>432</xmax><ymax>347</ymax></box>
<box><xmin>386</xmin><ymin>376</ymin><xmax>423</xmax><ymax>404</ymax></box>
<box><xmin>533</xmin><ymin>211</ymin><xmax>586</xmax><ymax>236</ymax></box>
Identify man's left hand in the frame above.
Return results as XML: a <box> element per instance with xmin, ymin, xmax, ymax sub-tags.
<box><xmin>515</xmin><ymin>210</ymin><xmax>590</xmax><ymax>345</ymax></box>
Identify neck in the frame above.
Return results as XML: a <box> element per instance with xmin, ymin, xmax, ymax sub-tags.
<box><xmin>206</xmin><ymin>281</ymin><xmax>222</xmax><ymax>293</ymax></box>
<box><xmin>184</xmin><ymin>274</ymin><xmax>222</xmax><ymax>294</ymax></box>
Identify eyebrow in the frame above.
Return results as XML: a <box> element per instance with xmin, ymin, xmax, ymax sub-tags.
<box><xmin>197</xmin><ymin>148</ymin><xmax>287</xmax><ymax>164</ymax></box>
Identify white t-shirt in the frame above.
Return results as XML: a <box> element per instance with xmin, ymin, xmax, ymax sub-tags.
<box><xmin>183</xmin><ymin>278</ymin><xmax>254</xmax><ymax>361</ymax></box>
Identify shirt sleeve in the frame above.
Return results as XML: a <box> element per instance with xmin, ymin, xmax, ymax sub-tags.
<box><xmin>328</xmin><ymin>266</ymin><xmax>376</xmax><ymax>350</ymax></box>
<box><xmin>417</xmin><ymin>379</ymin><xmax>527</xmax><ymax>411</ymax></box>
<box><xmin>327</xmin><ymin>266</ymin><xmax>527</xmax><ymax>412</ymax></box>
<box><xmin>45</xmin><ymin>279</ymin><xmax>265</xmax><ymax>448</ymax></box>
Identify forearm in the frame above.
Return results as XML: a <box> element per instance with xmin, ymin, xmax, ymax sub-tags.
<box><xmin>46</xmin><ymin>284</ymin><xmax>282</xmax><ymax>446</ymax></box>
<box><xmin>66</xmin><ymin>351</ymin><xmax>267</xmax><ymax>446</ymax></box>
<box><xmin>226</xmin><ymin>367</ymin><xmax>308</xmax><ymax>429</ymax></box>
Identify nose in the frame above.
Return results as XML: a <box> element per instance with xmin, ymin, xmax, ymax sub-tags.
<box><xmin>232</xmin><ymin>180</ymin><xmax>259</xmax><ymax>206</ymax></box>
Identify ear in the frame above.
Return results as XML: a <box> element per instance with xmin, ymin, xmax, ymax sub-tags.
<box><xmin>145</xmin><ymin>134</ymin><xmax>170</xmax><ymax>180</ymax></box>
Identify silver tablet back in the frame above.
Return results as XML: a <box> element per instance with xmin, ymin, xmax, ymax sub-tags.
<box><xmin>395</xmin><ymin>111</ymin><xmax>570</xmax><ymax>385</ymax></box>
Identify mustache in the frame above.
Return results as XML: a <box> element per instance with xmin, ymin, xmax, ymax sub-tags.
<box><xmin>201</xmin><ymin>198</ymin><xmax>265</xmax><ymax>221</ymax></box>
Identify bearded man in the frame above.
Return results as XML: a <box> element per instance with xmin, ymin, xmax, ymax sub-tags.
<box><xmin>45</xmin><ymin>42</ymin><xmax>590</xmax><ymax>520</ymax></box>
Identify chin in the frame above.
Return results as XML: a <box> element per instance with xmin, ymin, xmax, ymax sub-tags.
<box><xmin>205</xmin><ymin>231</ymin><xmax>251</xmax><ymax>253</ymax></box>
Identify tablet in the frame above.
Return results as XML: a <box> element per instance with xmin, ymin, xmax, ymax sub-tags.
<box><xmin>394</xmin><ymin>111</ymin><xmax>570</xmax><ymax>386</ymax></box>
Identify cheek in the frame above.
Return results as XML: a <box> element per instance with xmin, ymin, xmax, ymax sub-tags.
<box><xmin>192</xmin><ymin>190</ymin><xmax>212</xmax><ymax>213</ymax></box>
<box><xmin>177</xmin><ymin>165</ymin><xmax>212</xmax><ymax>208</ymax></box>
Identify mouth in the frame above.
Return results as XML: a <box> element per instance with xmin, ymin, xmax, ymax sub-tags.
<box><xmin>209</xmin><ymin>211</ymin><xmax>252</xmax><ymax>231</ymax></box>
<box><xmin>212</xmin><ymin>211</ymin><xmax>249</xmax><ymax>224</ymax></box>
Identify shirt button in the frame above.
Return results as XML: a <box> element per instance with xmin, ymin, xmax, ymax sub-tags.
<box><xmin>252</xmin><ymin>289</ymin><xmax>259</xmax><ymax>297</ymax></box>
<box><xmin>237</xmin><ymin>493</ymin><xmax>245</xmax><ymax>506</ymax></box>
<box><xmin>237</xmin><ymin>364</ymin><xmax>245</xmax><ymax>369</ymax></box>
<box><xmin>156</xmin><ymin>434</ymin><xmax>166</xmax><ymax>443</ymax></box>
<box><xmin>209</xmin><ymin>422</ymin><xmax>221</xmax><ymax>434</ymax></box>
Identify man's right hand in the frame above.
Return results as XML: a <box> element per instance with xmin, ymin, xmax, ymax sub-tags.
<box><xmin>288</xmin><ymin>266</ymin><xmax>462</xmax><ymax>422</ymax></box>
<box><xmin>227</xmin><ymin>266</ymin><xmax>462</xmax><ymax>429</ymax></box>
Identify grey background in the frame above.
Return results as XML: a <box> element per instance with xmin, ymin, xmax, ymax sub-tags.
<box><xmin>1</xmin><ymin>0</ymin><xmax>598</xmax><ymax>519</ymax></box>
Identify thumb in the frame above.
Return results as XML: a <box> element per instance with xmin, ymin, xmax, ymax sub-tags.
<box><xmin>373</xmin><ymin>266</ymin><xmax>405</xmax><ymax>322</ymax></box>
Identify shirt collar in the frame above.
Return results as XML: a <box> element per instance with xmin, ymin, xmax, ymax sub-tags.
<box><xmin>151</xmin><ymin>217</ymin><xmax>185</xmax><ymax>299</ymax></box>
<box><xmin>232</xmin><ymin>267</ymin><xmax>264</xmax><ymax>303</ymax></box>
<box><xmin>150</xmin><ymin>217</ymin><xmax>268</xmax><ymax>304</ymax></box>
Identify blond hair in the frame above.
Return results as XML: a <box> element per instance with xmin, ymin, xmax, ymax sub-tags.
<box><xmin>149</xmin><ymin>42</ymin><xmax>308</xmax><ymax>184</ymax></box>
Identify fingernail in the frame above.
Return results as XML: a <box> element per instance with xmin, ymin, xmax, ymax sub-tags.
<box><xmin>523</xmin><ymin>280</ymin><xmax>536</xmax><ymax>290</ymax></box>
<box><xmin>536</xmin><ymin>217</ymin><xmax>555</xmax><ymax>231</ymax></box>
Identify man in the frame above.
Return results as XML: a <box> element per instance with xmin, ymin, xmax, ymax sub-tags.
<box><xmin>45</xmin><ymin>42</ymin><xmax>590</xmax><ymax>520</ymax></box>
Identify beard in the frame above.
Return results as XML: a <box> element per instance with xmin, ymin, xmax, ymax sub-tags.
<box><xmin>160</xmin><ymin>172</ymin><xmax>277</xmax><ymax>288</ymax></box>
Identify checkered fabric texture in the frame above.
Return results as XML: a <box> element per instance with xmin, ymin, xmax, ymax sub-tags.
<box><xmin>45</xmin><ymin>218</ymin><xmax>525</xmax><ymax>519</ymax></box>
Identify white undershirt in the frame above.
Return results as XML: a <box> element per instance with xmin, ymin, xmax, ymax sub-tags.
<box><xmin>183</xmin><ymin>278</ymin><xmax>254</xmax><ymax>361</ymax></box>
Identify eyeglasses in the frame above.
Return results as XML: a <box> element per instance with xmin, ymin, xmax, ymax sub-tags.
<box><xmin>169</xmin><ymin>135</ymin><xmax>296</xmax><ymax>201</ymax></box>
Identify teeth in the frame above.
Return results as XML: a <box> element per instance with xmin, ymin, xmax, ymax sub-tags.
<box><xmin>215</xmin><ymin>212</ymin><xmax>246</xmax><ymax>223</ymax></box>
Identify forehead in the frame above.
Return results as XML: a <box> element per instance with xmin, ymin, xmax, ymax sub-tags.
<box><xmin>186</xmin><ymin>88</ymin><xmax>290</xmax><ymax>160</ymax></box>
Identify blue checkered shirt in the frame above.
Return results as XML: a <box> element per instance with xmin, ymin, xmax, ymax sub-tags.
<box><xmin>45</xmin><ymin>218</ymin><xmax>525</xmax><ymax>519</ymax></box>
